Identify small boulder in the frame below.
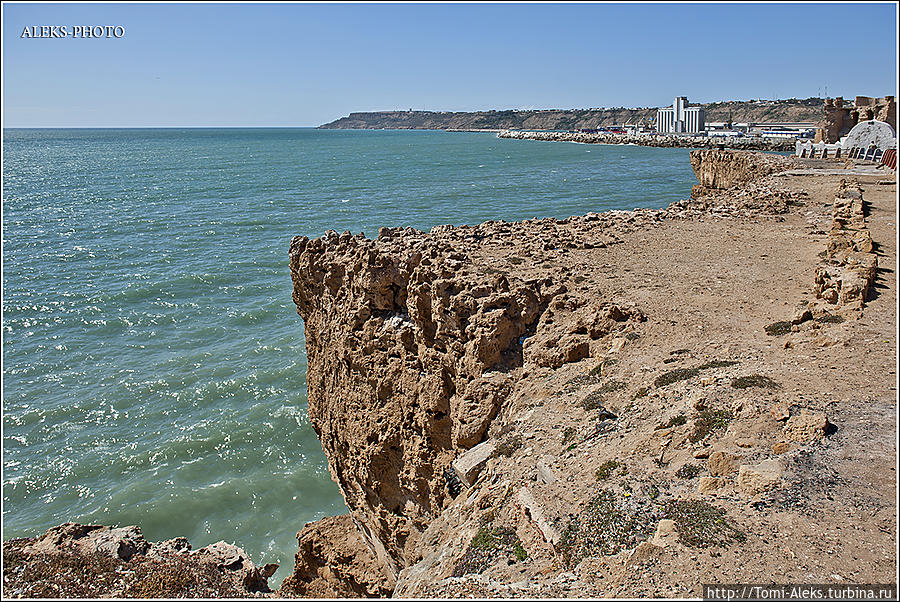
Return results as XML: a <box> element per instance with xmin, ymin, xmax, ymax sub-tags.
<box><xmin>737</xmin><ymin>459</ymin><xmax>783</xmax><ymax>496</ymax></box>
<box><xmin>791</xmin><ymin>307</ymin><xmax>812</xmax><ymax>325</ymax></box>
<box><xmin>783</xmin><ymin>410</ymin><xmax>829</xmax><ymax>443</ymax></box>
<box><xmin>772</xmin><ymin>442</ymin><xmax>791</xmax><ymax>455</ymax></box>
<box><xmin>649</xmin><ymin>519</ymin><xmax>679</xmax><ymax>548</ymax></box>
<box><xmin>536</xmin><ymin>455</ymin><xmax>558</xmax><ymax>485</ymax></box>
<box><xmin>708</xmin><ymin>451</ymin><xmax>741</xmax><ymax>476</ymax></box>
<box><xmin>698</xmin><ymin>476</ymin><xmax>727</xmax><ymax>494</ymax></box>
<box><xmin>692</xmin><ymin>447</ymin><xmax>711</xmax><ymax>459</ymax></box>
<box><xmin>769</xmin><ymin>402</ymin><xmax>791</xmax><ymax>421</ymax></box>
<box><xmin>518</xmin><ymin>486</ymin><xmax>562</xmax><ymax>545</ymax></box>
<box><xmin>452</xmin><ymin>440</ymin><xmax>495</xmax><ymax>487</ymax></box>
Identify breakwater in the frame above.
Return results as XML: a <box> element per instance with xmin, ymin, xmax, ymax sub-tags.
<box><xmin>498</xmin><ymin>129</ymin><xmax>796</xmax><ymax>151</ymax></box>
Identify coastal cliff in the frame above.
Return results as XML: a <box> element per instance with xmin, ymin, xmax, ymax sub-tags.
<box><xmin>286</xmin><ymin>150</ymin><xmax>895</xmax><ymax>597</ymax></box>
<box><xmin>4</xmin><ymin>151</ymin><xmax>894</xmax><ymax>598</ymax></box>
<box><xmin>287</xmin><ymin>215</ymin><xmax>648</xmax><ymax>577</ymax></box>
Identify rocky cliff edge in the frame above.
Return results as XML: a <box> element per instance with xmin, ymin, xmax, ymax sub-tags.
<box><xmin>286</xmin><ymin>150</ymin><xmax>895</xmax><ymax>597</ymax></box>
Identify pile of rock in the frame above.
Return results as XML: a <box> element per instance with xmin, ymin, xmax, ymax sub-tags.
<box><xmin>498</xmin><ymin>129</ymin><xmax>796</xmax><ymax>151</ymax></box>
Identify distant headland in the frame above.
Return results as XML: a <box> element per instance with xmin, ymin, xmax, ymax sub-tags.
<box><xmin>318</xmin><ymin>98</ymin><xmax>825</xmax><ymax>130</ymax></box>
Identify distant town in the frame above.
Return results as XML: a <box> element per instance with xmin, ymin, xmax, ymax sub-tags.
<box><xmin>580</xmin><ymin>96</ymin><xmax>815</xmax><ymax>140</ymax></box>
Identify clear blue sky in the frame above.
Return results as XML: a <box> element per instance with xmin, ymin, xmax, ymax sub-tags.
<box><xmin>3</xmin><ymin>2</ymin><xmax>897</xmax><ymax>127</ymax></box>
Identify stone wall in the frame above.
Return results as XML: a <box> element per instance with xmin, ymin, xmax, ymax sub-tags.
<box><xmin>814</xmin><ymin>181</ymin><xmax>878</xmax><ymax>309</ymax></box>
<box><xmin>816</xmin><ymin>96</ymin><xmax>896</xmax><ymax>143</ymax></box>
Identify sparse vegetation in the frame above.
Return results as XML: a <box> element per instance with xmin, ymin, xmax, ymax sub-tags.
<box><xmin>697</xmin><ymin>359</ymin><xmax>739</xmax><ymax>370</ymax></box>
<box><xmin>557</xmin><ymin>489</ymin><xmax>659</xmax><ymax>566</ymax></box>
<box><xmin>765</xmin><ymin>321</ymin><xmax>793</xmax><ymax>336</ymax></box>
<box><xmin>816</xmin><ymin>314</ymin><xmax>845</xmax><ymax>324</ymax></box>
<box><xmin>689</xmin><ymin>409</ymin><xmax>733</xmax><ymax>443</ymax></box>
<box><xmin>675</xmin><ymin>463</ymin><xmax>703</xmax><ymax>479</ymax></box>
<box><xmin>451</xmin><ymin>526</ymin><xmax>526</xmax><ymax>576</ymax></box>
<box><xmin>495</xmin><ymin>433</ymin><xmax>524</xmax><ymax>457</ymax></box>
<box><xmin>731</xmin><ymin>375</ymin><xmax>779</xmax><ymax>390</ymax></box>
<box><xmin>581</xmin><ymin>391</ymin><xmax>606</xmax><ymax>410</ymax></box>
<box><xmin>655</xmin><ymin>414</ymin><xmax>687</xmax><ymax>430</ymax></box>
<box><xmin>663</xmin><ymin>499</ymin><xmax>746</xmax><ymax>548</ymax></box>
<box><xmin>564</xmin><ymin>371</ymin><xmax>602</xmax><ymax>393</ymax></box>
<box><xmin>596</xmin><ymin>380</ymin><xmax>625</xmax><ymax>394</ymax></box>
<box><xmin>655</xmin><ymin>367</ymin><xmax>700</xmax><ymax>387</ymax></box>
<box><xmin>595</xmin><ymin>459</ymin><xmax>625</xmax><ymax>481</ymax></box>
<box><xmin>655</xmin><ymin>359</ymin><xmax>739</xmax><ymax>388</ymax></box>
<box><xmin>513</xmin><ymin>541</ymin><xmax>527</xmax><ymax>562</ymax></box>
<box><xmin>558</xmin><ymin>487</ymin><xmax>747</xmax><ymax>567</ymax></box>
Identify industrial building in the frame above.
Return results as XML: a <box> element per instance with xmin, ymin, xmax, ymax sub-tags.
<box><xmin>656</xmin><ymin>97</ymin><xmax>705</xmax><ymax>134</ymax></box>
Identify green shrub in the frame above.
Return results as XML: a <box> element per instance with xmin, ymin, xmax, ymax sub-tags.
<box><xmin>654</xmin><ymin>367</ymin><xmax>700</xmax><ymax>387</ymax></box>
<box><xmin>452</xmin><ymin>526</ymin><xmax>525</xmax><ymax>576</ymax></box>
<box><xmin>675</xmin><ymin>463</ymin><xmax>702</xmax><ymax>479</ymax></box>
<box><xmin>595</xmin><ymin>459</ymin><xmax>625</xmax><ymax>481</ymax></box>
<box><xmin>663</xmin><ymin>499</ymin><xmax>745</xmax><ymax>547</ymax></box>
<box><xmin>557</xmin><ymin>490</ymin><xmax>659</xmax><ymax>566</ymax></box>
<box><xmin>689</xmin><ymin>409</ymin><xmax>733</xmax><ymax>443</ymax></box>
<box><xmin>764</xmin><ymin>321</ymin><xmax>792</xmax><ymax>336</ymax></box>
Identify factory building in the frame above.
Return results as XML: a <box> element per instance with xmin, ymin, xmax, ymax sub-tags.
<box><xmin>656</xmin><ymin>97</ymin><xmax>705</xmax><ymax>134</ymax></box>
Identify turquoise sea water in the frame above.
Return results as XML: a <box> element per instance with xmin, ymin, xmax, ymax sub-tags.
<box><xmin>2</xmin><ymin>128</ymin><xmax>697</xmax><ymax>583</ymax></box>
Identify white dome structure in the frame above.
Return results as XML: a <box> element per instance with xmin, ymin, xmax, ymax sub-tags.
<box><xmin>841</xmin><ymin>120</ymin><xmax>897</xmax><ymax>151</ymax></box>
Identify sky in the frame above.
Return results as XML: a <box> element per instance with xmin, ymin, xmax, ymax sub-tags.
<box><xmin>2</xmin><ymin>2</ymin><xmax>897</xmax><ymax>127</ymax></box>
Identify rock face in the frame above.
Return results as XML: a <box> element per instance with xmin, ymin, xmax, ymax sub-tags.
<box><xmin>689</xmin><ymin>149</ymin><xmax>796</xmax><ymax>196</ymax></box>
<box><xmin>289</xmin><ymin>220</ymin><xmax>645</xmax><ymax>580</ymax></box>
<box><xmin>277</xmin><ymin>515</ymin><xmax>395</xmax><ymax>598</ymax></box>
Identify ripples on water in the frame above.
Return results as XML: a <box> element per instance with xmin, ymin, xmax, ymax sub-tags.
<box><xmin>2</xmin><ymin>128</ymin><xmax>696</xmax><ymax>582</ymax></box>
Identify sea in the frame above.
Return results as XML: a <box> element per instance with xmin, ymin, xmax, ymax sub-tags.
<box><xmin>2</xmin><ymin>127</ymin><xmax>698</xmax><ymax>583</ymax></box>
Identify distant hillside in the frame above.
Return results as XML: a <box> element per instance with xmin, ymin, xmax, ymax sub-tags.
<box><xmin>319</xmin><ymin>98</ymin><xmax>825</xmax><ymax>130</ymax></box>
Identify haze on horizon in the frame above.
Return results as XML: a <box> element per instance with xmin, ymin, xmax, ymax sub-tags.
<box><xmin>2</xmin><ymin>2</ymin><xmax>897</xmax><ymax>128</ymax></box>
